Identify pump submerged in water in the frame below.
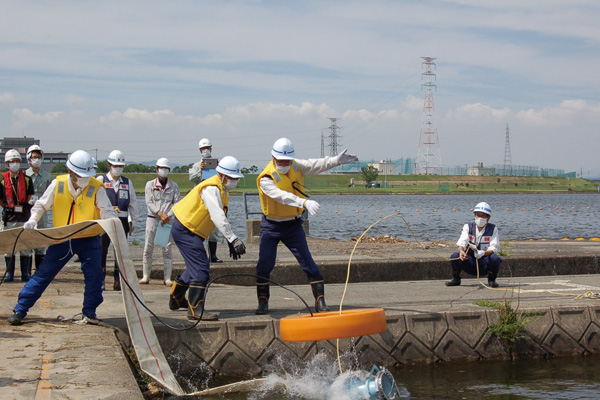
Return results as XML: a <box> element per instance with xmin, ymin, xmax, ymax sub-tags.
<box><xmin>344</xmin><ymin>365</ymin><xmax>402</xmax><ymax>400</ymax></box>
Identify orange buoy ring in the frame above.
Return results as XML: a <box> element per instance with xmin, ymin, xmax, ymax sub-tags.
<box><xmin>280</xmin><ymin>308</ymin><xmax>386</xmax><ymax>342</ymax></box>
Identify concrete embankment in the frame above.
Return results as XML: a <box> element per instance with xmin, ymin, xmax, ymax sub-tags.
<box><xmin>1</xmin><ymin>239</ymin><xmax>600</xmax><ymax>397</ymax></box>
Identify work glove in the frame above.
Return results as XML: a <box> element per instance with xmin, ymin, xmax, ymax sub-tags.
<box><xmin>23</xmin><ymin>218</ymin><xmax>37</xmax><ymax>230</ymax></box>
<box><xmin>304</xmin><ymin>199</ymin><xmax>320</xmax><ymax>216</ymax></box>
<box><xmin>336</xmin><ymin>149</ymin><xmax>358</xmax><ymax>165</ymax></box>
<box><xmin>475</xmin><ymin>250</ymin><xmax>485</xmax><ymax>259</ymax></box>
<box><xmin>228</xmin><ymin>238</ymin><xmax>246</xmax><ymax>260</ymax></box>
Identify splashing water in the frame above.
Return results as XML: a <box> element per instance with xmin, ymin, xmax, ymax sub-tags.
<box><xmin>248</xmin><ymin>352</ymin><xmax>410</xmax><ymax>400</ymax></box>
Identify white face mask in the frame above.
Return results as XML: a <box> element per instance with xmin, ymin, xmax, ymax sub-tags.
<box><xmin>475</xmin><ymin>217</ymin><xmax>488</xmax><ymax>228</ymax></box>
<box><xmin>8</xmin><ymin>162</ymin><xmax>21</xmax><ymax>172</ymax></box>
<box><xmin>111</xmin><ymin>167</ymin><xmax>123</xmax><ymax>177</ymax></box>
<box><xmin>75</xmin><ymin>176</ymin><xmax>91</xmax><ymax>188</ymax></box>
<box><xmin>224</xmin><ymin>178</ymin><xmax>238</xmax><ymax>191</ymax></box>
<box><xmin>201</xmin><ymin>149</ymin><xmax>211</xmax><ymax>158</ymax></box>
<box><xmin>275</xmin><ymin>164</ymin><xmax>291</xmax><ymax>175</ymax></box>
<box><xmin>157</xmin><ymin>168</ymin><xmax>169</xmax><ymax>178</ymax></box>
<box><xmin>30</xmin><ymin>158</ymin><xmax>42</xmax><ymax>168</ymax></box>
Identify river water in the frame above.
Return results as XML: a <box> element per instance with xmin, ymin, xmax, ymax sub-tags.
<box><xmin>132</xmin><ymin>193</ymin><xmax>599</xmax><ymax>243</ymax></box>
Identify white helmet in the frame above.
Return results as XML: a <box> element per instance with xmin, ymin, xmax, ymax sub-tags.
<box><xmin>4</xmin><ymin>149</ymin><xmax>21</xmax><ymax>164</ymax></box>
<box><xmin>216</xmin><ymin>156</ymin><xmax>244</xmax><ymax>179</ymax></box>
<box><xmin>26</xmin><ymin>144</ymin><xmax>43</xmax><ymax>160</ymax></box>
<box><xmin>66</xmin><ymin>150</ymin><xmax>95</xmax><ymax>177</ymax></box>
<box><xmin>271</xmin><ymin>138</ymin><xmax>295</xmax><ymax>160</ymax></box>
<box><xmin>473</xmin><ymin>202</ymin><xmax>492</xmax><ymax>216</ymax></box>
<box><xmin>107</xmin><ymin>149</ymin><xmax>126</xmax><ymax>166</ymax></box>
<box><xmin>198</xmin><ymin>138</ymin><xmax>212</xmax><ymax>149</ymax></box>
<box><xmin>156</xmin><ymin>158</ymin><xmax>170</xmax><ymax>168</ymax></box>
<box><xmin>92</xmin><ymin>157</ymin><xmax>98</xmax><ymax>169</ymax></box>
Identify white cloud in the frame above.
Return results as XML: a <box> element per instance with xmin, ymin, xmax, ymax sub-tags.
<box><xmin>447</xmin><ymin>103</ymin><xmax>511</xmax><ymax>123</ymax></box>
<box><xmin>98</xmin><ymin>108</ymin><xmax>222</xmax><ymax>129</ymax></box>
<box><xmin>0</xmin><ymin>93</ymin><xmax>15</xmax><ymax>104</ymax></box>
<box><xmin>65</xmin><ymin>94</ymin><xmax>85</xmax><ymax>105</ymax></box>
<box><xmin>516</xmin><ymin>99</ymin><xmax>600</xmax><ymax>127</ymax></box>
<box><xmin>12</xmin><ymin>108</ymin><xmax>63</xmax><ymax>124</ymax></box>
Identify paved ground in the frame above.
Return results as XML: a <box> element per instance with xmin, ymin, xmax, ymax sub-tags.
<box><xmin>1</xmin><ymin>238</ymin><xmax>599</xmax><ymax>398</ymax></box>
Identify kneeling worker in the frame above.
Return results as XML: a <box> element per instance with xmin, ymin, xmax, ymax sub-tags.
<box><xmin>446</xmin><ymin>202</ymin><xmax>502</xmax><ymax>288</ymax></box>
<box><xmin>8</xmin><ymin>150</ymin><xmax>118</xmax><ymax>325</ymax></box>
<box><xmin>255</xmin><ymin>138</ymin><xmax>358</xmax><ymax>314</ymax></box>
<box><xmin>168</xmin><ymin>156</ymin><xmax>246</xmax><ymax>321</ymax></box>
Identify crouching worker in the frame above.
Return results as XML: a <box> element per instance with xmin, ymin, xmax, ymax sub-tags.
<box><xmin>8</xmin><ymin>150</ymin><xmax>118</xmax><ymax>325</ymax></box>
<box><xmin>446</xmin><ymin>202</ymin><xmax>502</xmax><ymax>288</ymax></box>
<box><xmin>168</xmin><ymin>156</ymin><xmax>246</xmax><ymax>321</ymax></box>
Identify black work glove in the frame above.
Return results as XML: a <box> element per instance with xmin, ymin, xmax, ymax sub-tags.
<box><xmin>228</xmin><ymin>238</ymin><xmax>246</xmax><ymax>260</ymax></box>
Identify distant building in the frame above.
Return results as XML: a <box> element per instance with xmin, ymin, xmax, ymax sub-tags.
<box><xmin>369</xmin><ymin>160</ymin><xmax>395</xmax><ymax>175</ymax></box>
<box><xmin>1</xmin><ymin>136</ymin><xmax>69</xmax><ymax>173</ymax></box>
<box><xmin>466</xmin><ymin>162</ymin><xmax>495</xmax><ymax>176</ymax></box>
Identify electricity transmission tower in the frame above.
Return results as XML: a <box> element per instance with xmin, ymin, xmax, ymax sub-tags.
<box><xmin>327</xmin><ymin>118</ymin><xmax>341</xmax><ymax>156</ymax></box>
<box><xmin>320</xmin><ymin>131</ymin><xmax>325</xmax><ymax>158</ymax></box>
<box><xmin>415</xmin><ymin>57</ymin><xmax>442</xmax><ymax>175</ymax></box>
<box><xmin>504</xmin><ymin>124</ymin><xmax>512</xmax><ymax>176</ymax></box>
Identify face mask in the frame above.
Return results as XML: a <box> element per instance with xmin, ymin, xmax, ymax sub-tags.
<box><xmin>475</xmin><ymin>217</ymin><xmax>488</xmax><ymax>228</ymax></box>
<box><xmin>111</xmin><ymin>167</ymin><xmax>123</xmax><ymax>177</ymax></box>
<box><xmin>157</xmin><ymin>168</ymin><xmax>169</xmax><ymax>178</ymax></box>
<box><xmin>30</xmin><ymin>158</ymin><xmax>42</xmax><ymax>168</ymax></box>
<box><xmin>201</xmin><ymin>149</ymin><xmax>211</xmax><ymax>158</ymax></box>
<box><xmin>224</xmin><ymin>179</ymin><xmax>238</xmax><ymax>191</ymax></box>
<box><xmin>275</xmin><ymin>164</ymin><xmax>291</xmax><ymax>175</ymax></box>
<box><xmin>9</xmin><ymin>162</ymin><xmax>20</xmax><ymax>172</ymax></box>
<box><xmin>75</xmin><ymin>176</ymin><xmax>91</xmax><ymax>188</ymax></box>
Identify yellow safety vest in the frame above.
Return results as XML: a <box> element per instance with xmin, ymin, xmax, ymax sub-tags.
<box><xmin>257</xmin><ymin>160</ymin><xmax>305</xmax><ymax>219</ymax></box>
<box><xmin>172</xmin><ymin>175</ymin><xmax>229</xmax><ymax>239</ymax></box>
<box><xmin>52</xmin><ymin>175</ymin><xmax>104</xmax><ymax>238</ymax></box>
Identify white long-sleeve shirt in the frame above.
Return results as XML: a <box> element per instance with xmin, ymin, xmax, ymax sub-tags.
<box><xmin>259</xmin><ymin>156</ymin><xmax>340</xmax><ymax>209</ymax></box>
<box><xmin>29</xmin><ymin>178</ymin><xmax>119</xmax><ymax>223</ymax></box>
<box><xmin>200</xmin><ymin>185</ymin><xmax>236</xmax><ymax>242</ymax></box>
<box><xmin>97</xmin><ymin>174</ymin><xmax>138</xmax><ymax>222</ymax></box>
<box><xmin>145</xmin><ymin>178</ymin><xmax>180</xmax><ymax>219</ymax></box>
<box><xmin>456</xmin><ymin>223</ymin><xmax>500</xmax><ymax>254</ymax></box>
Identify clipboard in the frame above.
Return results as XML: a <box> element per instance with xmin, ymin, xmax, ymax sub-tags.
<box><xmin>154</xmin><ymin>223</ymin><xmax>172</xmax><ymax>247</ymax></box>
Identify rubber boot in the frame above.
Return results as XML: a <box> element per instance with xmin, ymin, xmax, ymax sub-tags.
<box><xmin>4</xmin><ymin>256</ymin><xmax>15</xmax><ymax>282</ymax></box>
<box><xmin>208</xmin><ymin>241</ymin><xmax>222</xmax><ymax>263</ymax></box>
<box><xmin>255</xmin><ymin>283</ymin><xmax>270</xmax><ymax>314</ymax></box>
<box><xmin>139</xmin><ymin>262</ymin><xmax>151</xmax><ymax>284</ymax></box>
<box><xmin>169</xmin><ymin>276</ymin><xmax>189</xmax><ymax>310</ymax></box>
<box><xmin>310</xmin><ymin>281</ymin><xmax>330</xmax><ymax>312</ymax></box>
<box><xmin>20</xmin><ymin>256</ymin><xmax>32</xmax><ymax>282</ymax></box>
<box><xmin>445</xmin><ymin>270</ymin><xmax>461</xmax><ymax>286</ymax></box>
<box><xmin>163</xmin><ymin>260</ymin><xmax>173</xmax><ymax>286</ymax></box>
<box><xmin>34</xmin><ymin>254</ymin><xmax>44</xmax><ymax>273</ymax></box>
<box><xmin>487</xmin><ymin>270</ymin><xmax>499</xmax><ymax>288</ymax></box>
<box><xmin>113</xmin><ymin>266</ymin><xmax>121</xmax><ymax>291</ymax></box>
<box><xmin>187</xmin><ymin>280</ymin><xmax>218</xmax><ymax>321</ymax></box>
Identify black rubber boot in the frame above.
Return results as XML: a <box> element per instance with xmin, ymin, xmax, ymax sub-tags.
<box><xmin>487</xmin><ymin>271</ymin><xmax>499</xmax><ymax>288</ymax></box>
<box><xmin>187</xmin><ymin>280</ymin><xmax>218</xmax><ymax>321</ymax></box>
<box><xmin>4</xmin><ymin>256</ymin><xmax>15</xmax><ymax>282</ymax></box>
<box><xmin>445</xmin><ymin>270</ymin><xmax>461</xmax><ymax>286</ymax></box>
<box><xmin>310</xmin><ymin>281</ymin><xmax>330</xmax><ymax>312</ymax></box>
<box><xmin>208</xmin><ymin>241</ymin><xmax>223</xmax><ymax>263</ymax></box>
<box><xmin>169</xmin><ymin>276</ymin><xmax>190</xmax><ymax>310</ymax></box>
<box><xmin>8</xmin><ymin>312</ymin><xmax>25</xmax><ymax>325</ymax></box>
<box><xmin>113</xmin><ymin>266</ymin><xmax>121</xmax><ymax>291</ymax></box>
<box><xmin>255</xmin><ymin>283</ymin><xmax>270</xmax><ymax>314</ymax></box>
<box><xmin>20</xmin><ymin>256</ymin><xmax>32</xmax><ymax>282</ymax></box>
<box><xmin>34</xmin><ymin>254</ymin><xmax>44</xmax><ymax>271</ymax></box>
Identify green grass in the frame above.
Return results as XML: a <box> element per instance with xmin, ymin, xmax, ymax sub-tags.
<box><xmin>87</xmin><ymin>172</ymin><xmax>597</xmax><ymax>196</ymax></box>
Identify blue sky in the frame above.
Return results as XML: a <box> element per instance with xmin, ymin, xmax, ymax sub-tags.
<box><xmin>1</xmin><ymin>0</ymin><xmax>599</xmax><ymax>176</ymax></box>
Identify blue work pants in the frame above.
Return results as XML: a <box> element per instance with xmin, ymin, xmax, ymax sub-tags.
<box><xmin>171</xmin><ymin>217</ymin><xmax>210</xmax><ymax>283</ymax></box>
<box><xmin>256</xmin><ymin>216</ymin><xmax>323</xmax><ymax>284</ymax></box>
<box><xmin>14</xmin><ymin>236</ymin><xmax>103</xmax><ymax>317</ymax></box>
<box><xmin>450</xmin><ymin>252</ymin><xmax>502</xmax><ymax>276</ymax></box>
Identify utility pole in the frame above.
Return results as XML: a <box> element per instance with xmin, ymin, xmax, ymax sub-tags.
<box><xmin>415</xmin><ymin>57</ymin><xmax>442</xmax><ymax>175</ymax></box>
<box><xmin>327</xmin><ymin>118</ymin><xmax>341</xmax><ymax>157</ymax></box>
<box><xmin>503</xmin><ymin>124</ymin><xmax>512</xmax><ymax>176</ymax></box>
